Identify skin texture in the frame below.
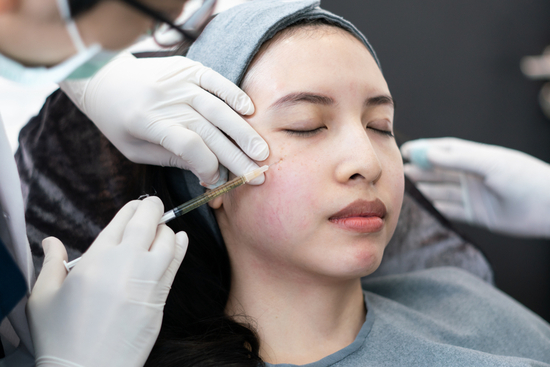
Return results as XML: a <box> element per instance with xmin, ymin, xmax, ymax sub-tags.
<box><xmin>0</xmin><ymin>0</ymin><xmax>186</xmax><ymax>66</ymax></box>
<box><xmin>210</xmin><ymin>27</ymin><xmax>405</xmax><ymax>364</ymax></box>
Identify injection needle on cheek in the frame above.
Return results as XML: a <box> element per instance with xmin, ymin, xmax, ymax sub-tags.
<box><xmin>158</xmin><ymin>164</ymin><xmax>270</xmax><ymax>224</ymax></box>
<box><xmin>63</xmin><ymin>164</ymin><xmax>271</xmax><ymax>272</ymax></box>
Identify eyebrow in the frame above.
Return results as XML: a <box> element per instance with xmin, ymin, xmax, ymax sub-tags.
<box><xmin>365</xmin><ymin>95</ymin><xmax>395</xmax><ymax>109</ymax></box>
<box><xmin>269</xmin><ymin>92</ymin><xmax>334</xmax><ymax>110</ymax></box>
<box><xmin>268</xmin><ymin>92</ymin><xmax>395</xmax><ymax>110</ymax></box>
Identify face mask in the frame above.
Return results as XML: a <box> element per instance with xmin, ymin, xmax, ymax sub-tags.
<box><xmin>0</xmin><ymin>0</ymin><xmax>120</xmax><ymax>86</ymax></box>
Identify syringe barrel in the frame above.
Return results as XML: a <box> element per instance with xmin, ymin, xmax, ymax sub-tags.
<box><xmin>171</xmin><ymin>175</ymin><xmax>247</xmax><ymax>219</ymax></box>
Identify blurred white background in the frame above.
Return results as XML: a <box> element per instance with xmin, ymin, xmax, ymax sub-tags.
<box><xmin>0</xmin><ymin>79</ymin><xmax>58</xmax><ymax>153</ymax></box>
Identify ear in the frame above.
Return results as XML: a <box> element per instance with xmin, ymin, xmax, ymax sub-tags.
<box><xmin>0</xmin><ymin>0</ymin><xmax>19</xmax><ymax>13</ymax></box>
<box><xmin>208</xmin><ymin>195</ymin><xmax>223</xmax><ymax>210</ymax></box>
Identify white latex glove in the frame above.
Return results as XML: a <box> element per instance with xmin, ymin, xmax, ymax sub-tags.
<box><xmin>60</xmin><ymin>52</ymin><xmax>269</xmax><ymax>188</ymax></box>
<box><xmin>27</xmin><ymin>197</ymin><xmax>188</xmax><ymax>367</ymax></box>
<box><xmin>520</xmin><ymin>46</ymin><xmax>550</xmax><ymax>80</ymax></box>
<box><xmin>520</xmin><ymin>47</ymin><xmax>550</xmax><ymax>119</ymax></box>
<box><xmin>401</xmin><ymin>137</ymin><xmax>550</xmax><ymax>238</ymax></box>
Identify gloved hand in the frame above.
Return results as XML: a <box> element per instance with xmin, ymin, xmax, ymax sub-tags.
<box><xmin>520</xmin><ymin>46</ymin><xmax>550</xmax><ymax>80</ymax></box>
<box><xmin>27</xmin><ymin>197</ymin><xmax>188</xmax><ymax>367</ymax></box>
<box><xmin>60</xmin><ymin>52</ymin><xmax>269</xmax><ymax>188</ymax></box>
<box><xmin>401</xmin><ymin>137</ymin><xmax>550</xmax><ymax>238</ymax></box>
<box><xmin>520</xmin><ymin>47</ymin><xmax>550</xmax><ymax>119</ymax></box>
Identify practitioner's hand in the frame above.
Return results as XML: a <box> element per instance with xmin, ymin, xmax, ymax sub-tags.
<box><xmin>401</xmin><ymin>137</ymin><xmax>550</xmax><ymax>238</ymax></box>
<box><xmin>27</xmin><ymin>197</ymin><xmax>188</xmax><ymax>367</ymax></box>
<box><xmin>521</xmin><ymin>47</ymin><xmax>550</xmax><ymax>119</ymax></box>
<box><xmin>60</xmin><ymin>52</ymin><xmax>269</xmax><ymax>188</ymax></box>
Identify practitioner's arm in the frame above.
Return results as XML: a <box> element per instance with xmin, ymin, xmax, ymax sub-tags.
<box><xmin>401</xmin><ymin>137</ymin><xmax>550</xmax><ymax>238</ymax></box>
<box><xmin>27</xmin><ymin>197</ymin><xmax>187</xmax><ymax>367</ymax></box>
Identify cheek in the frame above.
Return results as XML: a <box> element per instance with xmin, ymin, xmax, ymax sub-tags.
<box><xmin>380</xmin><ymin>147</ymin><xmax>405</xmax><ymax>232</ymax></box>
<box><xmin>226</xmin><ymin>160</ymin><xmax>322</xmax><ymax>246</ymax></box>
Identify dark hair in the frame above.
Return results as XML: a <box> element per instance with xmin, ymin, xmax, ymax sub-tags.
<box><xmin>144</xmin><ymin>166</ymin><xmax>263</xmax><ymax>367</ymax></box>
<box><xmin>145</xmin><ymin>19</ymin><xmax>358</xmax><ymax>367</ymax></box>
<box><xmin>68</xmin><ymin>0</ymin><xmax>102</xmax><ymax>18</ymax></box>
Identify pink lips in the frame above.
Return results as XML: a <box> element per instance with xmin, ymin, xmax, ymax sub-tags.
<box><xmin>329</xmin><ymin>199</ymin><xmax>387</xmax><ymax>233</ymax></box>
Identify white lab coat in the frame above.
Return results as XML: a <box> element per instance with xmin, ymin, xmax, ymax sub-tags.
<box><xmin>0</xmin><ymin>113</ymin><xmax>35</xmax><ymax>366</ymax></box>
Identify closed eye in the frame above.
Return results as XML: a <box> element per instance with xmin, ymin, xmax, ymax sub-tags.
<box><xmin>284</xmin><ymin>127</ymin><xmax>326</xmax><ymax>137</ymax></box>
<box><xmin>368</xmin><ymin>126</ymin><xmax>394</xmax><ymax>137</ymax></box>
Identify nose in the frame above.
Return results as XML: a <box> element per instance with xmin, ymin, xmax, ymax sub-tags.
<box><xmin>334</xmin><ymin>125</ymin><xmax>383</xmax><ymax>185</ymax></box>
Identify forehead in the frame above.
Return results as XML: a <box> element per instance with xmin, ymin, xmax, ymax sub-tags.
<box><xmin>242</xmin><ymin>26</ymin><xmax>387</xmax><ymax>96</ymax></box>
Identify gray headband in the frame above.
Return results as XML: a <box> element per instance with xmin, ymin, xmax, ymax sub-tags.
<box><xmin>167</xmin><ymin>0</ymin><xmax>381</xmax><ymax>244</ymax></box>
<box><xmin>187</xmin><ymin>0</ymin><xmax>380</xmax><ymax>85</ymax></box>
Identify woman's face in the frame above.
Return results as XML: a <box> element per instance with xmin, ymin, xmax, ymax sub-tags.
<box><xmin>212</xmin><ymin>27</ymin><xmax>404</xmax><ymax>281</ymax></box>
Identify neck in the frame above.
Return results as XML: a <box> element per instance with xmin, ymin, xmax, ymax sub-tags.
<box><xmin>0</xmin><ymin>0</ymin><xmax>75</xmax><ymax>66</ymax></box>
<box><xmin>226</xmin><ymin>251</ymin><xmax>367</xmax><ymax>365</ymax></box>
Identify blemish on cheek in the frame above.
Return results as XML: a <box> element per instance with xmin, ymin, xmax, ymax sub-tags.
<box><xmin>277</xmin><ymin>157</ymin><xmax>284</xmax><ymax>170</ymax></box>
<box><xmin>267</xmin><ymin>157</ymin><xmax>284</xmax><ymax>171</ymax></box>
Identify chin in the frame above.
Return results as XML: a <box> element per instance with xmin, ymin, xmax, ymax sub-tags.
<box><xmin>349</xmin><ymin>252</ymin><xmax>384</xmax><ymax>278</ymax></box>
<box><xmin>319</xmin><ymin>245</ymin><xmax>385</xmax><ymax>280</ymax></box>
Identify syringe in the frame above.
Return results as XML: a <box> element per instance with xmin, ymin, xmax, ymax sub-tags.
<box><xmin>64</xmin><ymin>165</ymin><xmax>269</xmax><ymax>271</ymax></box>
<box><xmin>159</xmin><ymin>164</ymin><xmax>269</xmax><ymax>223</ymax></box>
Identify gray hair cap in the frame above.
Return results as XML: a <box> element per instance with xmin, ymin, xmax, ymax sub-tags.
<box><xmin>167</xmin><ymin>0</ymin><xmax>381</xmax><ymax>245</ymax></box>
<box><xmin>187</xmin><ymin>0</ymin><xmax>380</xmax><ymax>85</ymax></box>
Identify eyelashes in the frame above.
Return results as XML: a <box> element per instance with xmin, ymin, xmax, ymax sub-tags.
<box><xmin>284</xmin><ymin>126</ymin><xmax>394</xmax><ymax>138</ymax></box>
<box><xmin>284</xmin><ymin>127</ymin><xmax>326</xmax><ymax>137</ymax></box>
<box><xmin>367</xmin><ymin>127</ymin><xmax>394</xmax><ymax>137</ymax></box>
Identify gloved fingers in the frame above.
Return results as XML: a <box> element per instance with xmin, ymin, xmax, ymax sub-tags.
<box><xmin>198</xmin><ymin>66</ymin><xmax>255</xmax><ymax>115</ymax></box>
<box><xmin>125</xmin><ymin>225</ymin><xmax>177</xmax><ymax>283</ymax></box>
<box><xmin>218</xmin><ymin>149</ymin><xmax>264</xmax><ymax>185</ymax></box>
<box><xmin>120</xmin><ymin>196</ymin><xmax>165</xmax><ymax>252</ymax></box>
<box><xmin>156</xmin><ymin>231</ymin><xmax>188</xmax><ymax>299</ymax></box>
<box><xmin>401</xmin><ymin>139</ymin><xmax>442</xmax><ymax>168</ymax></box>
<box><xmin>31</xmin><ymin>237</ymin><xmax>68</xmax><ymax>296</ymax></box>
<box><xmin>431</xmin><ymin>200</ymin><xmax>469</xmax><ymax>223</ymax></box>
<box><xmin>90</xmin><ymin>200</ymin><xmax>141</xmax><ymax>253</ymax></box>
<box><xmin>401</xmin><ymin>138</ymin><xmax>489</xmax><ymax>176</ymax></box>
<box><xmin>202</xmin><ymin>165</ymin><xmax>229</xmax><ymax>189</ymax></box>
<box><xmin>190</xmin><ymin>84</ymin><xmax>269</xmax><ymax>161</ymax></box>
<box><xmin>147</xmin><ymin>225</ymin><xmax>177</xmax><ymax>279</ymax></box>
<box><xmin>520</xmin><ymin>53</ymin><xmax>550</xmax><ymax>80</ymax></box>
<box><xmin>184</xmin><ymin>115</ymin><xmax>264</xmax><ymax>185</ymax></box>
<box><xmin>404</xmin><ymin>164</ymin><xmax>462</xmax><ymax>184</ymax></box>
<box><xmin>539</xmin><ymin>83</ymin><xmax>550</xmax><ymax>119</ymax></box>
<box><xmin>402</xmin><ymin>137</ymin><xmax>475</xmax><ymax>158</ymax></box>
<box><xmin>416</xmin><ymin>182</ymin><xmax>463</xmax><ymax>203</ymax></box>
<box><xmin>153</xmin><ymin>56</ymin><xmax>254</xmax><ymax>114</ymax></box>
<box><xmin>114</xmin><ymin>138</ymin><xmax>218</xmax><ymax>184</ymax></box>
<box><xmin>156</xmin><ymin>123</ymin><xmax>223</xmax><ymax>185</ymax></box>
